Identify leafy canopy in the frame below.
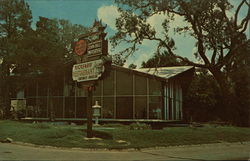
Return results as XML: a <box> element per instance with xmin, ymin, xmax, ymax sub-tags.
<box><xmin>111</xmin><ymin>0</ymin><xmax>249</xmax><ymax>70</ymax></box>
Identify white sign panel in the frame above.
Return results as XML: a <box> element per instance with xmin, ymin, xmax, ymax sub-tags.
<box><xmin>72</xmin><ymin>59</ymin><xmax>104</xmax><ymax>82</ymax></box>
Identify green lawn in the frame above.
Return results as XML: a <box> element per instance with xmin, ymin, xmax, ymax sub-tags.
<box><xmin>0</xmin><ymin>120</ymin><xmax>249</xmax><ymax>149</ymax></box>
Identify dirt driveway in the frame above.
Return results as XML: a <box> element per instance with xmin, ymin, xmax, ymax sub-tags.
<box><xmin>0</xmin><ymin>142</ymin><xmax>249</xmax><ymax>160</ymax></box>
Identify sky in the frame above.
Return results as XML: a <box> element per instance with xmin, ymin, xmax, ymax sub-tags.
<box><xmin>25</xmin><ymin>0</ymin><xmax>249</xmax><ymax>68</ymax></box>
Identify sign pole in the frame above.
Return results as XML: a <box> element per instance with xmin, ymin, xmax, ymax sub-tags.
<box><xmin>72</xmin><ymin>20</ymin><xmax>110</xmax><ymax>138</ymax></box>
<box><xmin>86</xmin><ymin>85</ymin><xmax>93</xmax><ymax>138</ymax></box>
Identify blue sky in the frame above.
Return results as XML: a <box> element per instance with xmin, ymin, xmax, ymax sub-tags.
<box><xmin>25</xmin><ymin>0</ymin><xmax>249</xmax><ymax>67</ymax></box>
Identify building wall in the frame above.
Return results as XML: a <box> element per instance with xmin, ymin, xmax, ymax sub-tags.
<box><xmin>19</xmin><ymin>66</ymin><xmax>186</xmax><ymax>121</ymax></box>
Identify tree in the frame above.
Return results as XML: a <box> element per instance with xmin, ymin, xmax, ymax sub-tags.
<box><xmin>185</xmin><ymin>70</ymin><xmax>221</xmax><ymax>122</ymax></box>
<box><xmin>111</xmin><ymin>0</ymin><xmax>250</xmax><ymax>124</ymax></box>
<box><xmin>224</xmin><ymin>39</ymin><xmax>250</xmax><ymax>126</ymax></box>
<box><xmin>112</xmin><ymin>53</ymin><xmax>126</xmax><ymax>66</ymax></box>
<box><xmin>0</xmin><ymin>0</ymin><xmax>88</xmax><ymax>118</ymax></box>
<box><xmin>25</xmin><ymin>17</ymin><xmax>87</xmax><ymax>120</ymax></box>
<box><xmin>128</xmin><ymin>63</ymin><xmax>137</xmax><ymax>69</ymax></box>
<box><xmin>141</xmin><ymin>51</ymin><xmax>187</xmax><ymax>68</ymax></box>
<box><xmin>0</xmin><ymin>0</ymin><xmax>32</xmax><ymax>118</ymax></box>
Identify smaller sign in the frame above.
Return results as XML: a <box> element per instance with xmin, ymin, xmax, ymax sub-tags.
<box><xmin>74</xmin><ymin>39</ymin><xmax>87</xmax><ymax>56</ymax></box>
<box><xmin>88</xmin><ymin>40</ymin><xmax>102</xmax><ymax>50</ymax></box>
<box><xmin>72</xmin><ymin>59</ymin><xmax>104</xmax><ymax>82</ymax></box>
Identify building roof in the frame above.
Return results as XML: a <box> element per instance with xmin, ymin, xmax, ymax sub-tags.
<box><xmin>134</xmin><ymin>66</ymin><xmax>194</xmax><ymax>79</ymax></box>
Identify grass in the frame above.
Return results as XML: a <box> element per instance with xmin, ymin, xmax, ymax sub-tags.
<box><xmin>0</xmin><ymin>120</ymin><xmax>249</xmax><ymax>149</ymax></box>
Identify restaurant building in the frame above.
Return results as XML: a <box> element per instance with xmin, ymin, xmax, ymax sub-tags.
<box><xmin>13</xmin><ymin>65</ymin><xmax>194</xmax><ymax>122</ymax></box>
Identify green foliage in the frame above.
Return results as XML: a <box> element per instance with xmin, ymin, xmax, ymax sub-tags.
<box><xmin>0</xmin><ymin>0</ymin><xmax>32</xmax><ymax>118</ymax></box>
<box><xmin>102</xmin><ymin>123</ymin><xmax>127</xmax><ymax>128</ymax></box>
<box><xmin>185</xmin><ymin>70</ymin><xmax>221</xmax><ymax>122</ymax></box>
<box><xmin>1</xmin><ymin>121</ymin><xmax>250</xmax><ymax>149</ymax></box>
<box><xmin>141</xmin><ymin>52</ymin><xmax>187</xmax><ymax>68</ymax></box>
<box><xmin>90</xmin><ymin>130</ymin><xmax>113</xmax><ymax>140</ymax></box>
<box><xmin>0</xmin><ymin>0</ymin><xmax>88</xmax><ymax>118</ymax></box>
<box><xmin>112</xmin><ymin>54</ymin><xmax>126</xmax><ymax>66</ymax></box>
<box><xmin>32</xmin><ymin>122</ymin><xmax>51</xmax><ymax>129</ymax></box>
<box><xmin>129</xmin><ymin>122</ymin><xmax>151</xmax><ymax>130</ymax></box>
<box><xmin>224</xmin><ymin>40</ymin><xmax>250</xmax><ymax>126</ymax></box>
<box><xmin>128</xmin><ymin>63</ymin><xmax>137</xmax><ymax>69</ymax></box>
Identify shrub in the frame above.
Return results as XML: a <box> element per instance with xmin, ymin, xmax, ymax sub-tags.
<box><xmin>82</xmin><ymin>129</ymin><xmax>113</xmax><ymax>140</ymax></box>
<box><xmin>102</xmin><ymin>123</ymin><xmax>127</xmax><ymax>128</ymax></box>
<box><xmin>32</xmin><ymin>122</ymin><xmax>51</xmax><ymax>129</ymax></box>
<box><xmin>129</xmin><ymin>122</ymin><xmax>151</xmax><ymax>130</ymax></box>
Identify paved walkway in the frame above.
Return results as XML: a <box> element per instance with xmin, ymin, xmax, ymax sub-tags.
<box><xmin>0</xmin><ymin>142</ymin><xmax>249</xmax><ymax>160</ymax></box>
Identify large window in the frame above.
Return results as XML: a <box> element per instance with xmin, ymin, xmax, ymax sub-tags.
<box><xmin>53</xmin><ymin>97</ymin><xmax>63</xmax><ymax>118</ymax></box>
<box><xmin>135</xmin><ymin>75</ymin><xmax>147</xmax><ymax>95</ymax></box>
<box><xmin>103</xmin><ymin>70</ymin><xmax>114</xmax><ymax>96</ymax></box>
<box><xmin>116</xmin><ymin>97</ymin><xmax>133</xmax><ymax>119</ymax></box>
<box><xmin>103</xmin><ymin>97</ymin><xmax>114</xmax><ymax>118</ymax></box>
<box><xmin>116</xmin><ymin>70</ymin><xmax>133</xmax><ymax>95</ymax></box>
<box><xmin>135</xmin><ymin>96</ymin><xmax>147</xmax><ymax>119</ymax></box>
<box><xmin>149</xmin><ymin>78</ymin><xmax>162</xmax><ymax>95</ymax></box>
<box><xmin>76</xmin><ymin>97</ymin><xmax>87</xmax><ymax>118</ymax></box>
<box><xmin>149</xmin><ymin>96</ymin><xmax>163</xmax><ymax>119</ymax></box>
<box><xmin>65</xmin><ymin>97</ymin><xmax>75</xmax><ymax>118</ymax></box>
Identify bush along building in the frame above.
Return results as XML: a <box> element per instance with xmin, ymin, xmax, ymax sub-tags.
<box><xmin>10</xmin><ymin>20</ymin><xmax>195</xmax><ymax>123</ymax></box>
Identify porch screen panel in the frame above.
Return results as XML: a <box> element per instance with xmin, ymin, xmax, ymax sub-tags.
<box><xmin>76</xmin><ymin>97</ymin><xmax>87</xmax><ymax>118</ymax></box>
<box><xmin>148</xmin><ymin>78</ymin><xmax>163</xmax><ymax>119</ymax></box>
<box><xmin>65</xmin><ymin>97</ymin><xmax>75</xmax><ymax>118</ymax></box>
<box><xmin>135</xmin><ymin>96</ymin><xmax>147</xmax><ymax>119</ymax></box>
<box><xmin>103</xmin><ymin>70</ymin><xmax>114</xmax><ymax>96</ymax></box>
<box><xmin>93</xmin><ymin>80</ymin><xmax>102</xmax><ymax>96</ymax></box>
<box><xmin>116</xmin><ymin>70</ymin><xmax>133</xmax><ymax>95</ymax></box>
<box><xmin>116</xmin><ymin>97</ymin><xmax>133</xmax><ymax>119</ymax></box>
<box><xmin>135</xmin><ymin>75</ymin><xmax>147</xmax><ymax>95</ymax></box>
<box><xmin>36</xmin><ymin>97</ymin><xmax>47</xmax><ymax>117</ymax></box>
<box><xmin>53</xmin><ymin>97</ymin><xmax>63</xmax><ymax>118</ymax></box>
<box><xmin>103</xmin><ymin>97</ymin><xmax>114</xmax><ymax>118</ymax></box>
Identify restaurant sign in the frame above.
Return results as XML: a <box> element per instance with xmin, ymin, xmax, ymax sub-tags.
<box><xmin>72</xmin><ymin>59</ymin><xmax>104</xmax><ymax>82</ymax></box>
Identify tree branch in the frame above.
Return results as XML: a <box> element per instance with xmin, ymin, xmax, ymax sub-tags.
<box><xmin>132</xmin><ymin>1</ymin><xmax>185</xmax><ymax>17</ymax></box>
<box><xmin>234</xmin><ymin>0</ymin><xmax>246</xmax><ymax>27</ymax></box>
<box><xmin>174</xmin><ymin>55</ymin><xmax>207</xmax><ymax>68</ymax></box>
<box><xmin>211</xmin><ymin>47</ymin><xmax>217</xmax><ymax>65</ymax></box>
<box><xmin>217</xmin><ymin>40</ymin><xmax>249</xmax><ymax>68</ymax></box>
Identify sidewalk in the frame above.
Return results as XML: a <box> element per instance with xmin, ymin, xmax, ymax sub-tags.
<box><xmin>0</xmin><ymin>141</ymin><xmax>249</xmax><ymax>160</ymax></box>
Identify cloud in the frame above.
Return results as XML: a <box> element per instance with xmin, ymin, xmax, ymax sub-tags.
<box><xmin>97</xmin><ymin>5</ymin><xmax>194</xmax><ymax>66</ymax></box>
<box><xmin>97</xmin><ymin>5</ymin><xmax>120</xmax><ymax>30</ymax></box>
<box><xmin>124</xmin><ymin>51</ymin><xmax>153</xmax><ymax>68</ymax></box>
<box><xmin>146</xmin><ymin>12</ymin><xmax>190</xmax><ymax>38</ymax></box>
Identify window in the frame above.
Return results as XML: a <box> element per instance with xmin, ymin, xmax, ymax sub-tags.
<box><xmin>116</xmin><ymin>70</ymin><xmax>132</xmax><ymax>95</ymax></box>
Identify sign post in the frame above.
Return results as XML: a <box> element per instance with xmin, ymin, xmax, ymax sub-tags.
<box><xmin>86</xmin><ymin>85</ymin><xmax>93</xmax><ymax>138</ymax></box>
<box><xmin>72</xmin><ymin>20</ymin><xmax>110</xmax><ymax>138</ymax></box>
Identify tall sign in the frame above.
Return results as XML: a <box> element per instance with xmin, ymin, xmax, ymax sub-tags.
<box><xmin>72</xmin><ymin>20</ymin><xmax>108</xmax><ymax>82</ymax></box>
<box><xmin>72</xmin><ymin>20</ymin><xmax>110</xmax><ymax>138</ymax></box>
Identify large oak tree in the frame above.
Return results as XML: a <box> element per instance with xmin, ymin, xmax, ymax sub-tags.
<box><xmin>111</xmin><ymin>0</ymin><xmax>250</xmax><ymax>123</ymax></box>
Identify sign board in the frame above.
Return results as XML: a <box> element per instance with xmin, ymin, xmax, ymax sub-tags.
<box><xmin>73</xmin><ymin>20</ymin><xmax>108</xmax><ymax>62</ymax></box>
<box><xmin>72</xmin><ymin>59</ymin><xmax>104</xmax><ymax>82</ymax></box>
<box><xmin>72</xmin><ymin>20</ymin><xmax>109</xmax><ymax>82</ymax></box>
<box><xmin>74</xmin><ymin>39</ymin><xmax>87</xmax><ymax>56</ymax></box>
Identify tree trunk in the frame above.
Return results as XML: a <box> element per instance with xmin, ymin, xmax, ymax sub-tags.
<box><xmin>48</xmin><ymin>86</ymin><xmax>55</xmax><ymax>121</ymax></box>
<box><xmin>2</xmin><ymin>63</ymin><xmax>11</xmax><ymax>119</ymax></box>
<box><xmin>209</xmin><ymin>68</ymin><xmax>238</xmax><ymax>123</ymax></box>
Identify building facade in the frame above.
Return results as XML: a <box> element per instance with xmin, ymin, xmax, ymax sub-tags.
<box><xmin>13</xmin><ymin>65</ymin><xmax>194</xmax><ymax>121</ymax></box>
